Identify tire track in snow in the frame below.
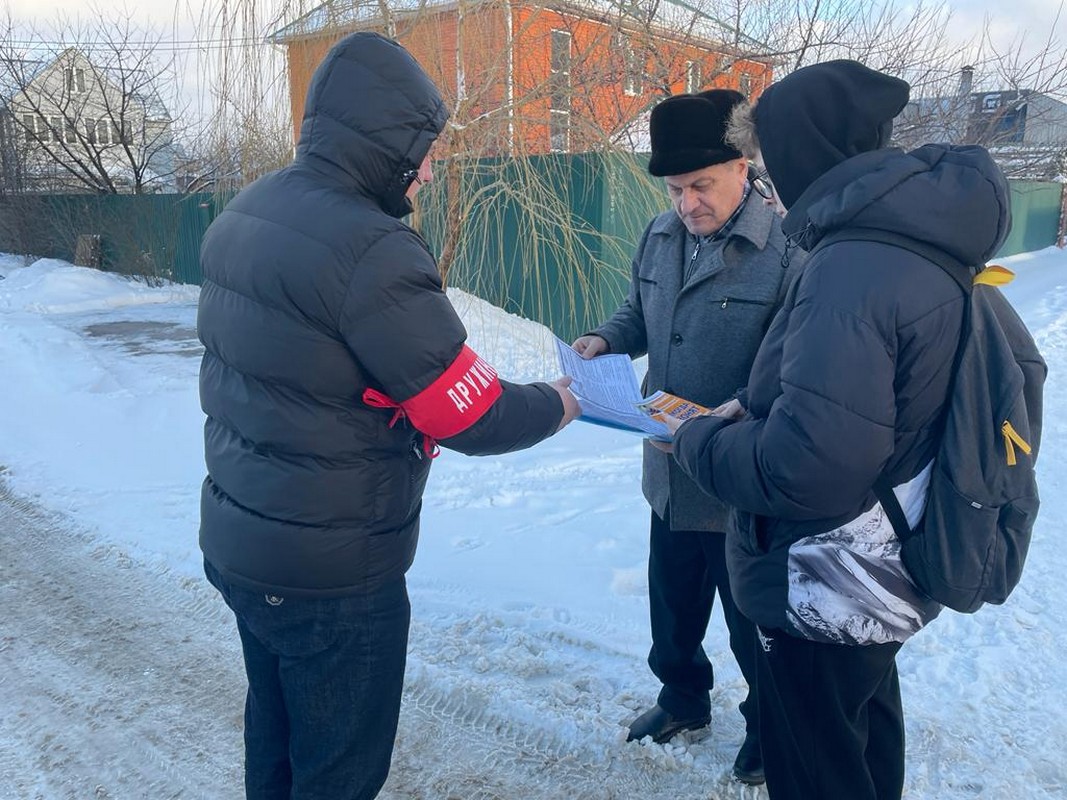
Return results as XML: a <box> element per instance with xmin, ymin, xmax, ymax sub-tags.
<box><xmin>386</xmin><ymin>585</ymin><xmax>763</xmax><ymax>800</ymax></box>
<box><xmin>0</xmin><ymin>482</ymin><xmax>246</xmax><ymax>799</ymax></box>
<box><xmin>0</xmin><ymin>482</ymin><xmax>761</xmax><ymax>799</ymax></box>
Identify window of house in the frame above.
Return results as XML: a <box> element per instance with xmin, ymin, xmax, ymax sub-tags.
<box><xmin>685</xmin><ymin>61</ymin><xmax>702</xmax><ymax>94</ymax></box>
<box><xmin>85</xmin><ymin>117</ymin><xmax>97</xmax><ymax>144</ymax></box>
<box><xmin>550</xmin><ymin>30</ymin><xmax>571</xmax><ymax>75</ymax></box>
<box><xmin>66</xmin><ymin>67</ymin><xmax>86</xmax><ymax>93</ymax></box>
<box><xmin>112</xmin><ymin>121</ymin><xmax>131</xmax><ymax>145</ymax></box>
<box><xmin>21</xmin><ymin>114</ymin><xmax>36</xmax><ymax>143</ymax></box>
<box><xmin>35</xmin><ymin>115</ymin><xmax>51</xmax><ymax>142</ymax></box>
<box><xmin>65</xmin><ymin>119</ymin><xmax>78</xmax><ymax>144</ymax></box>
<box><xmin>550</xmin><ymin>30</ymin><xmax>572</xmax><ymax>110</ymax></box>
<box><xmin>550</xmin><ymin>110</ymin><xmax>570</xmax><ymax>153</ymax></box>
<box><xmin>96</xmin><ymin>119</ymin><xmax>111</xmax><ymax>145</ymax></box>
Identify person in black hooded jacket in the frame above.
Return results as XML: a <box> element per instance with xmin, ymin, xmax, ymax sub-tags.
<box><xmin>658</xmin><ymin>61</ymin><xmax>1013</xmax><ymax>799</ymax></box>
<box><xmin>197</xmin><ymin>32</ymin><xmax>579</xmax><ymax>800</ymax></box>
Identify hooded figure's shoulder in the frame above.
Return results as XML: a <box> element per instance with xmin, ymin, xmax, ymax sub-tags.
<box><xmin>792</xmin><ymin>144</ymin><xmax>1011</xmax><ymax>270</ymax></box>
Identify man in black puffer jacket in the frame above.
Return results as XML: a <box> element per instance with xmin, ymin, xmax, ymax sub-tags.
<box><xmin>662</xmin><ymin>61</ymin><xmax>1013</xmax><ymax>799</ymax></box>
<box><xmin>197</xmin><ymin>32</ymin><xmax>578</xmax><ymax>800</ymax></box>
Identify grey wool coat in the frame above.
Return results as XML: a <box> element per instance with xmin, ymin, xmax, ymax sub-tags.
<box><xmin>594</xmin><ymin>196</ymin><xmax>797</xmax><ymax>531</ymax></box>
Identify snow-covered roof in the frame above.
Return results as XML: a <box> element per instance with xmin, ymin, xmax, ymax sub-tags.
<box><xmin>269</xmin><ymin>0</ymin><xmax>768</xmax><ymax>52</ymax></box>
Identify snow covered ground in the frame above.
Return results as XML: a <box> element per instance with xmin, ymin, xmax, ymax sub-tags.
<box><xmin>0</xmin><ymin>248</ymin><xmax>1064</xmax><ymax>799</ymax></box>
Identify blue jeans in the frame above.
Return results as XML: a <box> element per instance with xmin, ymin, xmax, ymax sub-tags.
<box><xmin>205</xmin><ymin>560</ymin><xmax>411</xmax><ymax>800</ymax></box>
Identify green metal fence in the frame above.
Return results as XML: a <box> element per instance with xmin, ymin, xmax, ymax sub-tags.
<box><xmin>997</xmin><ymin>180</ymin><xmax>1065</xmax><ymax>258</ymax></box>
<box><xmin>0</xmin><ymin>164</ymin><xmax>1061</xmax><ymax>338</ymax></box>
<box><xmin>0</xmin><ymin>191</ymin><xmax>225</xmax><ymax>285</ymax></box>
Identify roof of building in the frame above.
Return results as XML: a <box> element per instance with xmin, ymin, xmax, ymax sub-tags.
<box><xmin>2</xmin><ymin>48</ymin><xmax>171</xmax><ymax>121</ymax></box>
<box><xmin>0</xmin><ymin>59</ymin><xmax>47</xmax><ymax>107</ymax></box>
<box><xmin>268</xmin><ymin>0</ymin><xmax>769</xmax><ymax>53</ymax></box>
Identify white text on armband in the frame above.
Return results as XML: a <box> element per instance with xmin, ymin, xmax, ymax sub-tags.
<box><xmin>446</xmin><ymin>357</ymin><xmax>500</xmax><ymax>412</ymax></box>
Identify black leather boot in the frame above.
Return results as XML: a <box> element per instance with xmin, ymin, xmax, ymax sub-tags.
<box><xmin>626</xmin><ymin>704</ymin><xmax>711</xmax><ymax>744</ymax></box>
<box><xmin>732</xmin><ymin>730</ymin><xmax>764</xmax><ymax>785</ymax></box>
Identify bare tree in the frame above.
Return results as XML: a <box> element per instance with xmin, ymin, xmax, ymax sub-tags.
<box><xmin>178</xmin><ymin>0</ymin><xmax>1065</xmax><ymax>333</ymax></box>
<box><xmin>188</xmin><ymin>0</ymin><xmax>295</xmax><ymax>192</ymax></box>
<box><xmin>0</xmin><ymin>11</ymin><xmax>187</xmax><ymax>194</ymax></box>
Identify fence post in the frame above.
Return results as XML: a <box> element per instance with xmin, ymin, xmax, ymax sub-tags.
<box><xmin>73</xmin><ymin>234</ymin><xmax>102</xmax><ymax>269</ymax></box>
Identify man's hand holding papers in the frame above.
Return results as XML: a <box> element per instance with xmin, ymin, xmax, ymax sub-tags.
<box><xmin>557</xmin><ymin>336</ymin><xmax>746</xmax><ymax>442</ymax></box>
<box><xmin>554</xmin><ymin>337</ymin><xmax>671</xmax><ymax>439</ymax></box>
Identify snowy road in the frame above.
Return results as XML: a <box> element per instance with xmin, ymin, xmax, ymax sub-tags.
<box><xmin>0</xmin><ymin>482</ymin><xmax>246</xmax><ymax>799</ymax></box>
<box><xmin>0</xmin><ymin>483</ymin><xmax>763</xmax><ymax>800</ymax></box>
<box><xmin>4</xmin><ymin>254</ymin><xmax>1066</xmax><ymax>800</ymax></box>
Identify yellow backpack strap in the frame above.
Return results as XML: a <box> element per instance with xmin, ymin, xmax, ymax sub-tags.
<box><xmin>1002</xmin><ymin>421</ymin><xmax>1032</xmax><ymax>466</ymax></box>
<box><xmin>975</xmin><ymin>265</ymin><xmax>1028</xmax><ymax>465</ymax></box>
<box><xmin>975</xmin><ymin>265</ymin><xmax>1015</xmax><ymax>287</ymax></box>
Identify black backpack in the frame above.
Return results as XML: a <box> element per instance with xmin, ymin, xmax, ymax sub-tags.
<box><xmin>821</xmin><ymin>230</ymin><xmax>1047</xmax><ymax>614</ymax></box>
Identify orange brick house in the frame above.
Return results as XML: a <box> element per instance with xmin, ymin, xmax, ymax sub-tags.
<box><xmin>271</xmin><ymin>0</ymin><xmax>774</xmax><ymax>156</ymax></box>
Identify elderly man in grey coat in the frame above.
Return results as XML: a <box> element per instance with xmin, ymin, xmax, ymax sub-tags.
<box><xmin>573</xmin><ymin>88</ymin><xmax>799</xmax><ymax>786</ymax></box>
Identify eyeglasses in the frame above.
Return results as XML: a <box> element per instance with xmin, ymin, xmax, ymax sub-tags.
<box><xmin>750</xmin><ymin>167</ymin><xmax>774</xmax><ymax>201</ymax></box>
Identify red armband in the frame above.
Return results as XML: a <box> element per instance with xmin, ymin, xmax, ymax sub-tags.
<box><xmin>364</xmin><ymin>345</ymin><xmax>502</xmax><ymax>440</ymax></box>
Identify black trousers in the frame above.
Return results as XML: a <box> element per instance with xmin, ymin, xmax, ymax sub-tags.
<box><xmin>756</xmin><ymin>628</ymin><xmax>905</xmax><ymax>800</ymax></box>
<box><xmin>646</xmin><ymin>509</ymin><xmax>760</xmax><ymax>738</ymax></box>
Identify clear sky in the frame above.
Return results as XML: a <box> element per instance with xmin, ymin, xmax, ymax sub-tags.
<box><xmin>945</xmin><ymin>0</ymin><xmax>1066</xmax><ymax>53</ymax></box>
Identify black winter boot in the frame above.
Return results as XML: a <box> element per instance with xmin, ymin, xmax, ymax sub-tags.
<box><xmin>732</xmin><ymin>730</ymin><xmax>764</xmax><ymax>785</ymax></box>
<box><xmin>626</xmin><ymin>704</ymin><xmax>711</xmax><ymax>744</ymax></box>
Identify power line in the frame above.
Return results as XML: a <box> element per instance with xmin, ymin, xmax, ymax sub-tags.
<box><xmin>5</xmin><ymin>36</ymin><xmax>276</xmax><ymax>45</ymax></box>
<box><xmin>3</xmin><ymin>43</ymin><xmax>282</xmax><ymax>52</ymax></box>
<box><xmin>2</xmin><ymin>36</ymin><xmax>289</xmax><ymax>52</ymax></box>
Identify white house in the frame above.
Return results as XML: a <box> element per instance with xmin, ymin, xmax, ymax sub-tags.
<box><xmin>1</xmin><ymin>48</ymin><xmax>179</xmax><ymax>193</ymax></box>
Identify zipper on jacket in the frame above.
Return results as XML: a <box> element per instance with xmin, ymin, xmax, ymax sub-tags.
<box><xmin>683</xmin><ymin>239</ymin><xmax>702</xmax><ymax>285</ymax></box>
<box><xmin>719</xmin><ymin>297</ymin><xmax>768</xmax><ymax>309</ymax></box>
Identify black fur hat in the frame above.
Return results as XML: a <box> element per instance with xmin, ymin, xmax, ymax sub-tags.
<box><xmin>647</xmin><ymin>89</ymin><xmax>746</xmax><ymax>177</ymax></box>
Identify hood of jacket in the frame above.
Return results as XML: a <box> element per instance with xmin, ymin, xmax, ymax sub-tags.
<box><xmin>782</xmin><ymin>143</ymin><xmax>1012</xmax><ymax>266</ymax></box>
<box><xmin>294</xmin><ymin>32</ymin><xmax>448</xmax><ymax>218</ymax></box>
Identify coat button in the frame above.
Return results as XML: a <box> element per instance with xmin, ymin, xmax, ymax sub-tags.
<box><xmin>671</xmin><ymin>333</ymin><xmax>683</xmax><ymax>345</ymax></box>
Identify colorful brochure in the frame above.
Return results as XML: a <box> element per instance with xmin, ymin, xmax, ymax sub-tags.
<box><xmin>554</xmin><ymin>338</ymin><xmax>708</xmax><ymax>440</ymax></box>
